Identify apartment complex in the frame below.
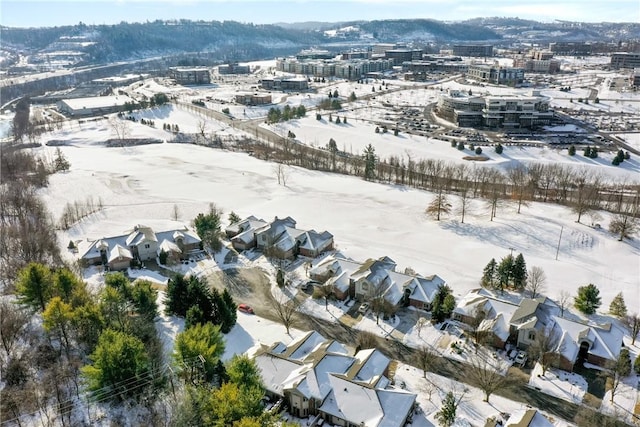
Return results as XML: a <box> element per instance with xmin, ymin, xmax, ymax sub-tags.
<box><xmin>453</xmin><ymin>44</ymin><xmax>494</xmax><ymax>57</ymax></box>
<box><xmin>611</xmin><ymin>52</ymin><xmax>640</xmax><ymax>69</ymax></box>
<box><xmin>514</xmin><ymin>50</ymin><xmax>560</xmax><ymax>73</ymax></box>
<box><xmin>384</xmin><ymin>48</ymin><xmax>423</xmax><ymax>65</ymax></box>
<box><xmin>276</xmin><ymin>57</ymin><xmax>394</xmax><ymax>80</ymax></box>
<box><xmin>168</xmin><ymin>67</ymin><xmax>211</xmax><ymax>85</ymax></box>
<box><xmin>436</xmin><ymin>90</ymin><xmax>553</xmax><ymax>129</ymax></box>
<box><xmin>467</xmin><ymin>64</ymin><xmax>525</xmax><ymax>86</ymax></box>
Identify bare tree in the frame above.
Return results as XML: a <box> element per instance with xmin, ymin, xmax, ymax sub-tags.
<box><xmin>196</xmin><ymin>120</ymin><xmax>207</xmax><ymax>144</ymax></box>
<box><xmin>468</xmin><ymin>307</ymin><xmax>488</xmax><ymax>353</ymax></box>
<box><xmin>171</xmin><ymin>204</ymin><xmax>181</xmax><ymax>221</ymax></box>
<box><xmin>108</xmin><ymin>116</ymin><xmax>130</xmax><ymax>141</ymax></box>
<box><xmin>558</xmin><ymin>290</ymin><xmax>571</xmax><ymax>318</ymax></box>
<box><xmin>506</xmin><ymin>164</ymin><xmax>530</xmax><ymax>214</ymax></box>
<box><xmin>526</xmin><ymin>266</ymin><xmax>547</xmax><ymax>299</ymax></box>
<box><xmin>273</xmin><ymin>163</ymin><xmax>289</xmax><ymax>186</ymax></box>
<box><xmin>368</xmin><ymin>282</ymin><xmax>388</xmax><ymax>325</ymax></box>
<box><xmin>624</xmin><ymin>314</ymin><xmax>640</xmax><ymax>346</ymax></box>
<box><xmin>528</xmin><ymin>326</ymin><xmax>562</xmax><ymax>376</ymax></box>
<box><xmin>414</xmin><ymin>345</ymin><xmax>439</xmax><ymax>378</ymax></box>
<box><xmin>466</xmin><ymin>354</ymin><xmax>511</xmax><ymax>403</ymax></box>
<box><xmin>313</xmin><ymin>282</ymin><xmax>334</xmax><ymax>309</ymax></box>
<box><xmin>457</xmin><ymin>187</ymin><xmax>473</xmax><ymax>224</ymax></box>
<box><xmin>269</xmin><ymin>292</ymin><xmax>300</xmax><ymax>335</ymax></box>
<box><xmin>414</xmin><ymin>316</ymin><xmax>428</xmax><ymax>338</ymax></box>
<box><xmin>609</xmin><ymin>189</ymin><xmax>639</xmax><ymax>241</ymax></box>
<box><xmin>0</xmin><ymin>300</ymin><xmax>30</xmax><ymax>359</ymax></box>
<box><xmin>426</xmin><ymin>192</ymin><xmax>451</xmax><ymax>221</ymax></box>
<box><xmin>602</xmin><ymin>349</ymin><xmax>631</xmax><ymax>403</ymax></box>
<box><xmin>355</xmin><ymin>330</ymin><xmax>378</xmax><ymax>351</ymax></box>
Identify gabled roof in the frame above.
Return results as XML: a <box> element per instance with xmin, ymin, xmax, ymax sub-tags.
<box><xmin>550</xmin><ymin>316</ymin><xmax>623</xmax><ymax>362</ymax></box>
<box><xmin>158</xmin><ymin>239</ymin><xmax>181</xmax><ymax>254</ymax></box>
<box><xmin>505</xmin><ymin>408</ymin><xmax>553</xmax><ymax>427</ymax></box>
<box><xmin>298</xmin><ymin>230</ymin><xmax>333</xmax><ymax>252</ymax></box>
<box><xmin>125</xmin><ymin>225</ymin><xmax>158</xmax><ymax>246</ymax></box>
<box><xmin>108</xmin><ymin>244</ymin><xmax>132</xmax><ymax>262</ymax></box>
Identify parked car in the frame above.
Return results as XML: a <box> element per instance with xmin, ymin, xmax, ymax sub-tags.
<box><xmin>515</xmin><ymin>351</ymin><xmax>527</xmax><ymax>366</ymax></box>
<box><xmin>358</xmin><ymin>302</ymin><xmax>370</xmax><ymax>314</ymax></box>
<box><xmin>238</xmin><ymin>303</ymin><xmax>254</xmax><ymax>314</ymax></box>
<box><xmin>300</xmin><ymin>280</ymin><xmax>317</xmax><ymax>291</ymax></box>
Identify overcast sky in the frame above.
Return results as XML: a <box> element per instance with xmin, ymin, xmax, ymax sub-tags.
<box><xmin>1</xmin><ymin>0</ymin><xmax>638</xmax><ymax>28</ymax></box>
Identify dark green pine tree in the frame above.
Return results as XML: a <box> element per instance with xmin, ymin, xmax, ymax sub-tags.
<box><xmin>574</xmin><ymin>283</ymin><xmax>601</xmax><ymax>315</ymax></box>
<box><xmin>165</xmin><ymin>273</ymin><xmax>190</xmax><ymax>316</ymax></box>
<box><xmin>568</xmin><ymin>145</ymin><xmax>576</xmax><ymax>156</ymax></box>
<box><xmin>221</xmin><ymin>288</ymin><xmax>238</xmax><ymax>329</ymax></box>
<box><xmin>512</xmin><ymin>253</ymin><xmax>527</xmax><ymax>290</ymax></box>
<box><xmin>496</xmin><ymin>255</ymin><xmax>514</xmax><ymax>294</ymax></box>
<box><xmin>363</xmin><ymin>144</ymin><xmax>377</xmax><ymax>181</ymax></box>
<box><xmin>481</xmin><ymin>258</ymin><xmax>497</xmax><ymax>289</ymax></box>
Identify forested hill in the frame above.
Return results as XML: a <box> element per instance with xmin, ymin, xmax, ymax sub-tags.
<box><xmin>0</xmin><ymin>19</ymin><xmax>502</xmax><ymax>64</ymax></box>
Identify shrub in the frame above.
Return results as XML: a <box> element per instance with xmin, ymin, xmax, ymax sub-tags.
<box><xmin>495</xmin><ymin>144</ymin><xmax>503</xmax><ymax>154</ymax></box>
<box><xmin>221</xmin><ymin>107</ymin><xmax>230</xmax><ymax>114</ymax></box>
<box><xmin>475</xmin><ymin>147</ymin><xmax>483</xmax><ymax>155</ymax></box>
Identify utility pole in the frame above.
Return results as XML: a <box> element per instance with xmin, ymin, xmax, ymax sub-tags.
<box><xmin>555</xmin><ymin>225</ymin><xmax>564</xmax><ymax>261</ymax></box>
<box><xmin>508</xmin><ymin>247</ymin><xmax>515</xmax><ymax>257</ymax></box>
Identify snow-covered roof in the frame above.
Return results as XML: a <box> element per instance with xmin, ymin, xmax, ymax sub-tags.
<box><xmin>505</xmin><ymin>408</ymin><xmax>553</xmax><ymax>427</ymax></box>
<box><xmin>350</xmin><ymin>348</ymin><xmax>390</xmax><ymax>384</ymax></box>
<box><xmin>59</xmin><ymin>95</ymin><xmax>133</xmax><ymax>110</ymax></box>
<box><xmin>158</xmin><ymin>239</ymin><xmax>181</xmax><ymax>254</ymax></box>
<box><xmin>254</xmin><ymin>354</ymin><xmax>303</xmax><ymax>396</ymax></box>
<box><xmin>550</xmin><ymin>316</ymin><xmax>623</xmax><ymax>363</ymax></box>
<box><xmin>296</xmin><ymin>354</ymin><xmax>354</xmax><ymax>400</ymax></box>
<box><xmin>108</xmin><ymin>244</ymin><xmax>132</xmax><ymax>262</ymax></box>
<box><xmin>319</xmin><ymin>375</ymin><xmax>415</xmax><ymax>427</ymax></box>
<box><xmin>82</xmin><ymin>225</ymin><xmax>200</xmax><ymax>260</ymax></box>
<box><xmin>285</xmin><ymin>331</ymin><xmax>327</xmax><ymax>361</ymax></box>
<box><xmin>298</xmin><ymin>229</ymin><xmax>333</xmax><ymax>252</ymax></box>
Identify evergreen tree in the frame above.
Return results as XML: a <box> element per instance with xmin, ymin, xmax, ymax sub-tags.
<box><xmin>53</xmin><ymin>148</ymin><xmax>70</xmax><ymax>172</ymax></box>
<box><xmin>130</xmin><ymin>279</ymin><xmax>158</xmax><ymax>320</ymax></box>
<box><xmin>174</xmin><ymin>322</ymin><xmax>225</xmax><ymax>383</ymax></box>
<box><xmin>480</xmin><ymin>258</ymin><xmax>497</xmax><ymax>289</ymax></box>
<box><xmin>568</xmin><ymin>145</ymin><xmax>576</xmax><ymax>156</ymax></box>
<box><xmin>221</xmin><ymin>288</ymin><xmax>238</xmax><ymax>332</ymax></box>
<box><xmin>589</xmin><ymin>147</ymin><xmax>598</xmax><ymax>159</ymax></box>
<box><xmin>228</xmin><ymin>211</ymin><xmax>241</xmax><ymax>225</ymax></box>
<box><xmin>435</xmin><ymin>391</ymin><xmax>457</xmax><ymax>427</ymax></box>
<box><xmin>432</xmin><ymin>284</ymin><xmax>455</xmax><ymax>323</ymax></box>
<box><xmin>15</xmin><ymin>262</ymin><xmax>53</xmax><ymax>312</ymax></box>
<box><xmin>276</xmin><ymin>269</ymin><xmax>285</xmax><ymax>287</ymax></box>
<box><xmin>333</xmin><ymin>89</ymin><xmax>339</xmax><ymax>98</ymax></box>
<box><xmin>609</xmin><ymin>292</ymin><xmax>627</xmax><ymax>317</ymax></box>
<box><xmin>349</xmin><ymin>92</ymin><xmax>357</xmax><ymax>102</ymax></box>
<box><xmin>496</xmin><ymin>255</ymin><xmax>514</xmax><ymax>293</ymax></box>
<box><xmin>165</xmin><ymin>273</ymin><xmax>190</xmax><ymax>316</ymax></box>
<box><xmin>83</xmin><ymin>329</ymin><xmax>150</xmax><ymax>401</ymax></box>
<box><xmin>194</xmin><ymin>203</ymin><xmax>224</xmax><ymax>252</ymax></box>
<box><xmin>583</xmin><ymin>146</ymin><xmax>591</xmax><ymax>157</ymax></box>
<box><xmin>495</xmin><ymin>143</ymin><xmax>503</xmax><ymax>154</ymax></box>
<box><xmin>574</xmin><ymin>283</ymin><xmax>601</xmax><ymax>314</ymax></box>
<box><xmin>226</xmin><ymin>354</ymin><xmax>263</xmax><ymax>390</ymax></box>
<box><xmin>512</xmin><ymin>253</ymin><xmax>527</xmax><ymax>290</ymax></box>
<box><xmin>363</xmin><ymin>143</ymin><xmax>377</xmax><ymax>181</ymax></box>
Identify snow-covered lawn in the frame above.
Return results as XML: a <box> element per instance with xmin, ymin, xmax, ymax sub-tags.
<box><xmin>528</xmin><ymin>363</ymin><xmax>588</xmax><ymax>405</ymax></box>
<box><xmin>600</xmin><ymin>374</ymin><xmax>640</xmax><ymax>425</ymax></box>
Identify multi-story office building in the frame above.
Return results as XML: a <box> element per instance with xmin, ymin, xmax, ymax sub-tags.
<box><xmin>384</xmin><ymin>48</ymin><xmax>423</xmax><ymax>65</ymax></box>
<box><xmin>218</xmin><ymin>63</ymin><xmax>251</xmax><ymax>74</ymax></box>
<box><xmin>276</xmin><ymin>57</ymin><xmax>393</xmax><ymax>80</ymax></box>
<box><xmin>467</xmin><ymin>64</ymin><xmax>525</xmax><ymax>86</ymax></box>
<box><xmin>436</xmin><ymin>90</ymin><xmax>552</xmax><ymax>129</ymax></box>
<box><xmin>611</xmin><ymin>52</ymin><xmax>640</xmax><ymax>69</ymax></box>
<box><xmin>168</xmin><ymin>67</ymin><xmax>211</xmax><ymax>85</ymax></box>
<box><xmin>549</xmin><ymin>42</ymin><xmax>592</xmax><ymax>55</ymax></box>
<box><xmin>260</xmin><ymin>76</ymin><xmax>309</xmax><ymax>91</ymax></box>
<box><xmin>452</xmin><ymin>44</ymin><xmax>494</xmax><ymax>57</ymax></box>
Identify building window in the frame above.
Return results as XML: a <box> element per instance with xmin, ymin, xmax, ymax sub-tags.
<box><xmin>144</xmin><ymin>244</ymin><xmax>150</xmax><ymax>249</ymax></box>
<box><xmin>528</xmin><ymin>331</ymin><xmax>536</xmax><ymax>341</ymax></box>
<box><xmin>361</xmin><ymin>283</ymin><xmax>368</xmax><ymax>291</ymax></box>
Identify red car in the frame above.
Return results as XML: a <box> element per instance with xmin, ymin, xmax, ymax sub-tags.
<box><xmin>238</xmin><ymin>303</ymin><xmax>254</xmax><ymax>314</ymax></box>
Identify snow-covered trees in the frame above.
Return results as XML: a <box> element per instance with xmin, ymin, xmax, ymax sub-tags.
<box><xmin>574</xmin><ymin>283</ymin><xmax>601</xmax><ymax>315</ymax></box>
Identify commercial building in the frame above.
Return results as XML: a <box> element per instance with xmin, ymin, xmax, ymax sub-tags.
<box><xmin>467</xmin><ymin>64</ymin><xmax>525</xmax><ymax>86</ymax></box>
<box><xmin>260</xmin><ymin>76</ymin><xmax>309</xmax><ymax>91</ymax></box>
<box><xmin>296</xmin><ymin>49</ymin><xmax>334</xmax><ymax>60</ymax></box>
<box><xmin>218</xmin><ymin>63</ymin><xmax>250</xmax><ymax>74</ymax></box>
<box><xmin>453</xmin><ymin>44</ymin><xmax>494</xmax><ymax>57</ymax></box>
<box><xmin>168</xmin><ymin>67</ymin><xmax>211</xmax><ymax>85</ymax></box>
<box><xmin>436</xmin><ymin>90</ymin><xmax>553</xmax><ymax>129</ymax></box>
<box><xmin>610</xmin><ymin>52</ymin><xmax>640</xmax><ymax>69</ymax></box>
<box><xmin>631</xmin><ymin>69</ymin><xmax>640</xmax><ymax>88</ymax></box>
<box><xmin>402</xmin><ymin>58</ymin><xmax>468</xmax><ymax>80</ymax></box>
<box><xmin>235</xmin><ymin>93</ymin><xmax>272</xmax><ymax>105</ymax></box>
<box><xmin>384</xmin><ymin>48</ymin><xmax>423</xmax><ymax>65</ymax></box>
<box><xmin>549</xmin><ymin>42</ymin><xmax>592</xmax><ymax>55</ymax></box>
<box><xmin>56</xmin><ymin>95</ymin><xmax>133</xmax><ymax>117</ymax></box>
<box><xmin>276</xmin><ymin>57</ymin><xmax>394</xmax><ymax>80</ymax></box>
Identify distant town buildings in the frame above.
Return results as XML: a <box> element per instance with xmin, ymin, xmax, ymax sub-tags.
<box><xmin>234</xmin><ymin>93</ymin><xmax>272</xmax><ymax>106</ymax></box>
<box><xmin>436</xmin><ymin>90</ymin><xmax>553</xmax><ymax>129</ymax></box>
<box><xmin>610</xmin><ymin>52</ymin><xmax>640</xmax><ymax>69</ymax></box>
<box><xmin>631</xmin><ymin>69</ymin><xmax>640</xmax><ymax>88</ymax></box>
<box><xmin>218</xmin><ymin>63</ymin><xmax>251</xmax><ymax>74</ymax></box>
<box><xmin>276</xmin><ymin>57</ymin><xmax>394</xmax><ymax>80</ymax></box>
<box><xmin>467</xmin><ymin>64</ymin><xmax>525</xmax><ymax>86</ymax></box>
<box><xmin>402</xmin><ymin>56</ymin><xmax>467</xmax><ymax>80</ymax></box>
<box><xmin>514</xmin><ymin>50</ymin><xmax>560</xmax><ymax>73</ymax></box>
<box><xmin>260</xmin><ymin>76</ymin><xmax>309</xmax><ymax>91</ymax></box>
<box><xmin>168</xmin><ymin>67</ymin><xmax>211</xmax><ymax>85</ymax></box>
<box><xmin>384</xmin><ymin>48</ymin><xmax>423</xmax><ymax>65</ymax></box>
<box><xmin>548</xmin><ymin>42</ymin><xmax>592</xmax><ymax>56</ymax></box>
<box><xmin>452</xmin><ymin>44</ymin><xmax>494</xmax><ymax>57</ymax></box>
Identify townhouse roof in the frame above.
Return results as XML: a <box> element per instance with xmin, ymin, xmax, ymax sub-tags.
<box><xmin>550</xmin><ymin>316</ymin><xmax>623</xmax><ymax>363</ymax></box>
<box><xmin>108</xmin><ymin>244</ymin><xmax>132</xmax><ymax>262</ymax></box>
<box><xmin>505</xmin><ymin>408</ymin><xmax>553</xmax><ymax>427</ymax></box>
